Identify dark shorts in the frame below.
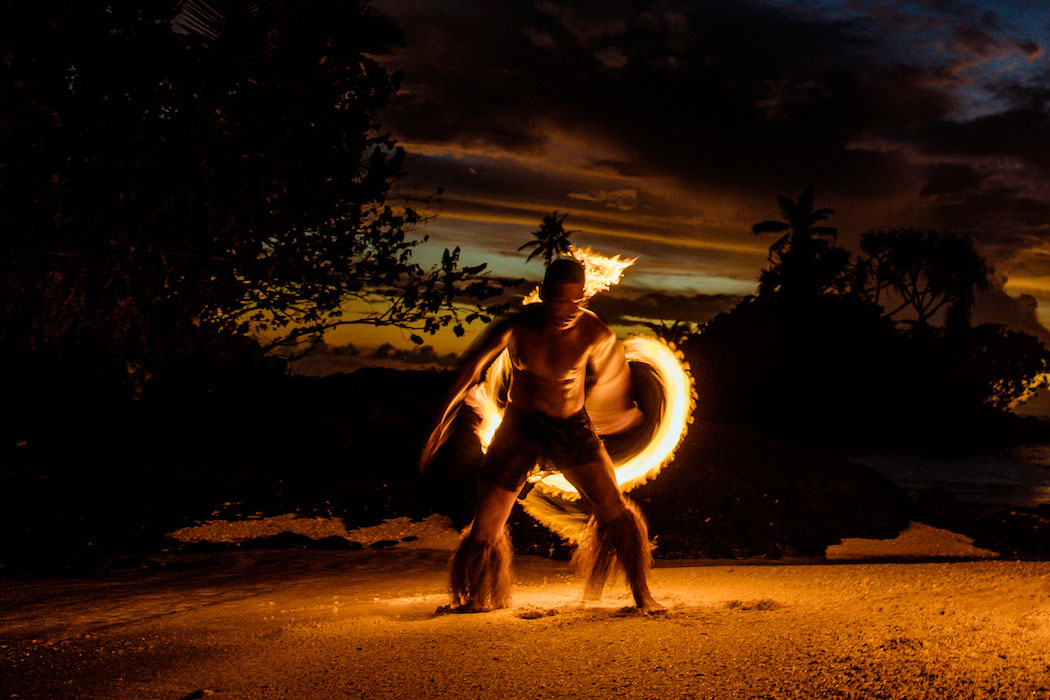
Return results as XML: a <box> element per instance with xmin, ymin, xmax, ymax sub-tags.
<box><xmin>480</xmin><ymin>403</ymin><xmax>607</xmax><ymax>493</ymax></box>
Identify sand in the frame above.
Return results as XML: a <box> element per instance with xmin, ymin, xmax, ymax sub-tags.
<box><xmin>3</xmin><ymin>541</ymin><xmax>1049</xmax><ymax>700</ymax></box>
<box><xmin>167</xmin><ymin>513</ymin><xmax>462</xmax><ymax>550</ymax></box>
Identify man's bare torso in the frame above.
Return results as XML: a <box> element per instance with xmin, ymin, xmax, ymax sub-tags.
<box><xmin>506</xmin><ymin>305</ymin><xmax>611</xmax><ymax>419</ymax></box>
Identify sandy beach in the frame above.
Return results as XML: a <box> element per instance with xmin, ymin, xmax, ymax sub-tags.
<box><xmin>3</xmin><ymin>535</ymin><xmax>1049</xmax><ymax>700</ymax></box>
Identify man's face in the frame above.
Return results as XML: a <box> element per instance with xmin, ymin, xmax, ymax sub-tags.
<box><xmin>542</xmin><ymin>281</ymin><xmax>587</xmax><ymax>330</ymax></box>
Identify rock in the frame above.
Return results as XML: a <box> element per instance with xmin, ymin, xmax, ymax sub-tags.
<box><xmin>969</xmin><ymin>505</ymin><xmax>1050</xmax><ymax>558</ymax></box>
<box><xmin>633</xmin><ymin>422</ymin><xmax>910</xmax><ymax>558</ymax></box>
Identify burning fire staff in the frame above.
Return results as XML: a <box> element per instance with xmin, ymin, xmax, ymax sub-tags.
<box><xmin>420</xmin><ymin>258</ymin><xmax>665</xmax><ymax>614</ymax></box>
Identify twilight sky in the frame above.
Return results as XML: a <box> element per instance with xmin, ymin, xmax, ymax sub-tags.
<box><xmin>304</xmin><ymin>0</ymin><xmax>1050</xmax><ymax>372</ymax></box>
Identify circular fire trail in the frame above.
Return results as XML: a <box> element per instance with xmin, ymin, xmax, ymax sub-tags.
<box><xmin>464</xmin><ymin>247</ymin><xmax>696</xmax><ymax>537</ymax></box>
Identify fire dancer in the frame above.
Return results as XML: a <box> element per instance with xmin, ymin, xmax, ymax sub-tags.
<box><xmin>420</xmin><ymin>258</ymin><xmax>664</xmax><ymax>614</ymax></box>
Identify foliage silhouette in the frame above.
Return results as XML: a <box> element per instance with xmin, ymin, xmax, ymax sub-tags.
<box><xmin>752</xmin><ymin>185</ymin><xmax>850</xmax><ymax>298</ymax></box>
<box><xmin>966</xmin><ymin>324</ymin><xmax>1050</xmax><ymax>410</ymax></box>
<box><xmin>640</xmin><ymin>319</ymin><xmax>697</xmax><ymax>347</ymax></box>
<box><xmin>679</xmin><ymin>189</ymin><xmax>1050</xmax><ymax>447</ymax></box>
<box><xmin>0</xmin><ymin>0</ymin><xmax>509</xmax><ymax>391</ymax></box>
<box><xmin>856</xmin><ymin>228</ymin><xmax>990</xmax><ymax>328</ymax></box>
<box><xmin>518</xmin><ymin>211</ymin><xmax>577</xmax><ymax>266</ymax></box>
<box><xmin>751</xmin><ymin>185</ymin><xmax>837</xmax><ymax>259</ymax></box>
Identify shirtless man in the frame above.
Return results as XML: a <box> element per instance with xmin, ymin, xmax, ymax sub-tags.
<box><xmin>420</xmin><ymin>258</ymin><xmax>664</xmax><ymax>614</ymax></box>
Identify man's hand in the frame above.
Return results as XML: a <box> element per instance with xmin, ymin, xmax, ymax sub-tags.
<box><xmin>419</xmin><ymin>415</ymin><xmax>454</xmax><ymax>473</ymax></box>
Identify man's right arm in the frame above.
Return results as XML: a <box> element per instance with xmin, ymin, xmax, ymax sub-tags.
<box><xmin>419</xmin><ymin>314</ymin><xmax>517</xmax><ymax>472</ymax></box>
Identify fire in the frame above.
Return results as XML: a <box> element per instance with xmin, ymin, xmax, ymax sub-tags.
<box><xmin>466</xmin><ymin>349</ymin><xmax>512</xmax><ymax>450</ymax></box>
<box><xmin>519</xmin><ymin>246</ymin><xmax>636</xmax><ymax>305</ymax></box>
<box><xmin>532</xmin><ymin>335</ymin><xmax>694</xmax><ymax>499</ymax></box>
<box><xmin>572</xmin><ymin>246</ymin><xmax>636</xmax><ymax>298</ymax></box>
<box><xmin>464</xmin><ymin>246</ymin><xmax>696</xmax><ymax>502</ymax></box>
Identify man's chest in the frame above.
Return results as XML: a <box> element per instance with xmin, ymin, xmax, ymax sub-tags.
<box><xmin>510</xmin><ymin>327</ymin><xmax>592</xmax><ymax>378</ymax></box>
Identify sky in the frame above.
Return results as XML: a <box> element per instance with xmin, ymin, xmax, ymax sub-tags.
<box><xmin>300</xmin><ymin>0</ymin><xmax>1050</xmax><ymax>373</ymax></box>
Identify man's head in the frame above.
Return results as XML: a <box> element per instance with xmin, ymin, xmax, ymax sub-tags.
<box><xmin>540</xmin><ymin>258</ymin><xmax>587</xmax><ymax>330</ymax></box>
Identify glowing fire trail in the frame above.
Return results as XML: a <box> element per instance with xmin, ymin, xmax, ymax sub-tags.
<box><xmin>465</xmin><ymin>246</ymin><xmax>696</xmax><ymax>539</ymax></box>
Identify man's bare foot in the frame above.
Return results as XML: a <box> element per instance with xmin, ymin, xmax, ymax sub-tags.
<box><xmin>435</xmin><ymin>602</ymin><xmax>497</xmax><ymax>615</ymax></box>
<box><xmin>634</xmin><ymin>592</ymin><xmax>667</xmax><ymax>616</ymax></box>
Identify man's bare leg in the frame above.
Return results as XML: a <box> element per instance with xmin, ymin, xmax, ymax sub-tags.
<box><xmin>448</xmin><ymin>481</ymin><xmax>518</xmax><ymax>612</ymax></box>
<box><xmin>562</xmin><ymin>454</ymin><xmax>665</xmax><ymax>614</ymax></box>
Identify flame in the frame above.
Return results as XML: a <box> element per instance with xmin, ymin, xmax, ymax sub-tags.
<box><xmin>520</xmin><ymin>247</ymin><xmax>636</xmax><ymax>306</ymax></box>
<box><xmin>464</xmin><ymin>246</ymin><xmax>696</xmax><ymax>497</ymax></box>
<box><xmin>571</xmin><ymin>246</ymin><xmax>636</xmax><ymax>298</ymax></box>
<box><xmin>465</xmin><ymin>349</ymin><xmax>512</xmax><ymax>452</ymax></box>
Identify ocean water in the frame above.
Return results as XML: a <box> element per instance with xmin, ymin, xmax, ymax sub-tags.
<box><xmin>854</xmin><ymin>444</ymin><xmax>1050</xmax><ymax>509</ymax></box>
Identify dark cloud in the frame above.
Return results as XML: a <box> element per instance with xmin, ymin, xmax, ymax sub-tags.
<box><xmin>920</xmin><ymin>162</ymin><xmax>987</xmax><ymax>196</ymax></box>
<box><xmin>1014</xmin><ymin>40</ymin><xmax>1043</xmax><ymax>58</ymax></box>
<box><xmin>930</xmin><ymin>186</ymin><xmax>1050</xmax><ymax>240</ymax></box>
<box><xmin>908</xmin><ymin>0</ymin><xmax>983</xmax><ymax>14</ymax></box>
<box><xmin>588</xmin><ymin>288</ymin><xmax>745</xmax><ymax>326</ymax></box>
<box><xmin>326</xmin><ymin>342</ymin><xmax>360</xmax><ymax>357</ymax></box>
<box><xmin>378</xmin><ymin>0</ymin><xmax>956</xmax><ymax>195</ymax></box>
<box><xmin>289</xmin><ymin>340</ymin><xmax>364</xmax><ymax>376</ymax></box>
<box><xmin>374</xmin><ymin>0</ymin><xmax>1050</xmax><ymax>330</ymax></box>
<box><xmin>371</xmin><ymin>342</ymin><xmax>458</xmax><ymax>367</ymax></box>
<box><xmin>974</xmin><ymin>275</ymin><xmax>1050</xmax><ymax>347</ymax></box>
<box><xmin>952</xmin><ymin>24</ymin><xmax>1001</xmax><ymax>58</ymax></box>
<box><xmin>289</xmin><ymin>340</ymin><xmax>456</xmax><ymax>376</ymax></box>
<box><xmin>566</xmin><ymin>188</ymin><xmax>638</xmax><ymax>211</ymax></box>
<box><xmin>917</xmin><ymin>107</ymin><xmax>1050</xmax><ymax>171</ymax></box>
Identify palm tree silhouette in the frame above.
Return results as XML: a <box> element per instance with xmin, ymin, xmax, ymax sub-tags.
<box><xmin>640</xmin><ymin>319</ymin><xmax>697</xmax><ymax>347</ymax></box>
<box><xmin>751</xmin><ymin>185</ymin><xmax>837</xmax><ymax>261</ymax></box>
<box><xmin>519</xmin><ymin>211</ymin><xmax>577</xmax><ymax>266</ymax></box>
<box><xmin>752</xmin><ymin>186</ymin><xmax>848</xmax><ymax>297</ymax></box>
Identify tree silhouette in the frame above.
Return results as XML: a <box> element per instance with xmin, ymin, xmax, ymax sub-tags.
<box><xmin>519</xmin><ymin>211</ymin><xmax>577</xmax><ymax>266</ymax></box>
<box><xmin>857</xmin><ymin>228</ymin><xmax>990</xmax><ymax>328</ymax></box>
<box><xmin>969</xmin><ymin>324</ymin><xmax>1050</xmax><ymax>409</ymax></box>
<box><xmin>752</xmin><ymin>185</ymin><xmax>837</xmax><ymax>261</ymax></box>
<box><xmin>640</xmin><ymin>319</ymin><xmax>697</xmax><ymax>347</ymax></box>
<box><xmin>752</xmin><ymin>186</ymin><xmax>848</xmax><ymax>297</ymax></box>
<box><xmin>1</xmin><ymin>0</ymin><xmax>508</xmax><ymax>387</ymax></box>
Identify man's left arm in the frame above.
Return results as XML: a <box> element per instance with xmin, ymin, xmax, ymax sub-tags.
<box><xmin>585</xmin><ymin>327</ymin><xmax>643</xmax><ymax>434</ymax></box>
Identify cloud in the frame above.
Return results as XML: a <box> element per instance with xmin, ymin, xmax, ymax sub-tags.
<box><xmin>952</xmin><ymin>24</ymin><xmax>1002</xmax><ymax>58</ymax></box>
<box><xmin>376</xmin><ymin>0</ymin><xmax>1048</xmax><ymax>198</ymax></box>
<box><xmin>378</xmin><ymin>0</ymin><xmax>955</xmax><ymax>192</ymax></box>
<box><xmin>587</xmin><ymin>288</ymin><xmax>745</xmax><ymax>326</ymax></box>
<box><xmin>370</xmin><ymin>343</ymin><xmax>458</xmax><ymax>367</ymax></box>
<box><xmin>1014</xmin><ymin>40</ymin><xmax>1043</xmax><ymax>59</ymax></box>
<box><xmin>916</xmin><ymin>107</ymin><xmax>1050</xmax><ymax>170</ymax></box>
<box><xmin>974</xmin><ymin>273</ymin><xmax>1050</xmax><ymax>346</ymax></box>
<box><xmin>566</xmin><ymin>189</ymin><xmax>638</xmax><ymax>210</ymax></box>
<box><xmin>325</xmin><ymin>342</ymin><xmax>360</xmax><ymax>357</ymax></box>
<box><xmin>372</xmin><ymin>0</ymin><xmax>1050</xmax><ymax>326</ymax></box>
<box><xmin>920</xmin><ymin>162</ymin><xmax>987</xmax><ymax>196</ymax></box>
<box><xmin>288</xmin><ymin>340</ymin><xmax>366</xmax><ymax>376</ymax></box>
<box><xmin>288</xmin><ymin>340</ymin><xmax>457</xmax><ymax>376</ymax></box>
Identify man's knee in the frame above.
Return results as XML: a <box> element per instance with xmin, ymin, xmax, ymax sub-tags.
<box><xmin>593</xmin><ymin>499</ymin><xmax>628</xmax><ymax>525</ymax></box>
<box><xmin>563</xmin><ymin>461</ymin><xmax>626</xmax><ymax>519</ymax></box>
<box><xmin>469</xmin><ymin>482</ymin><xmax>519</xmax><ymax>540</ymax></box>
